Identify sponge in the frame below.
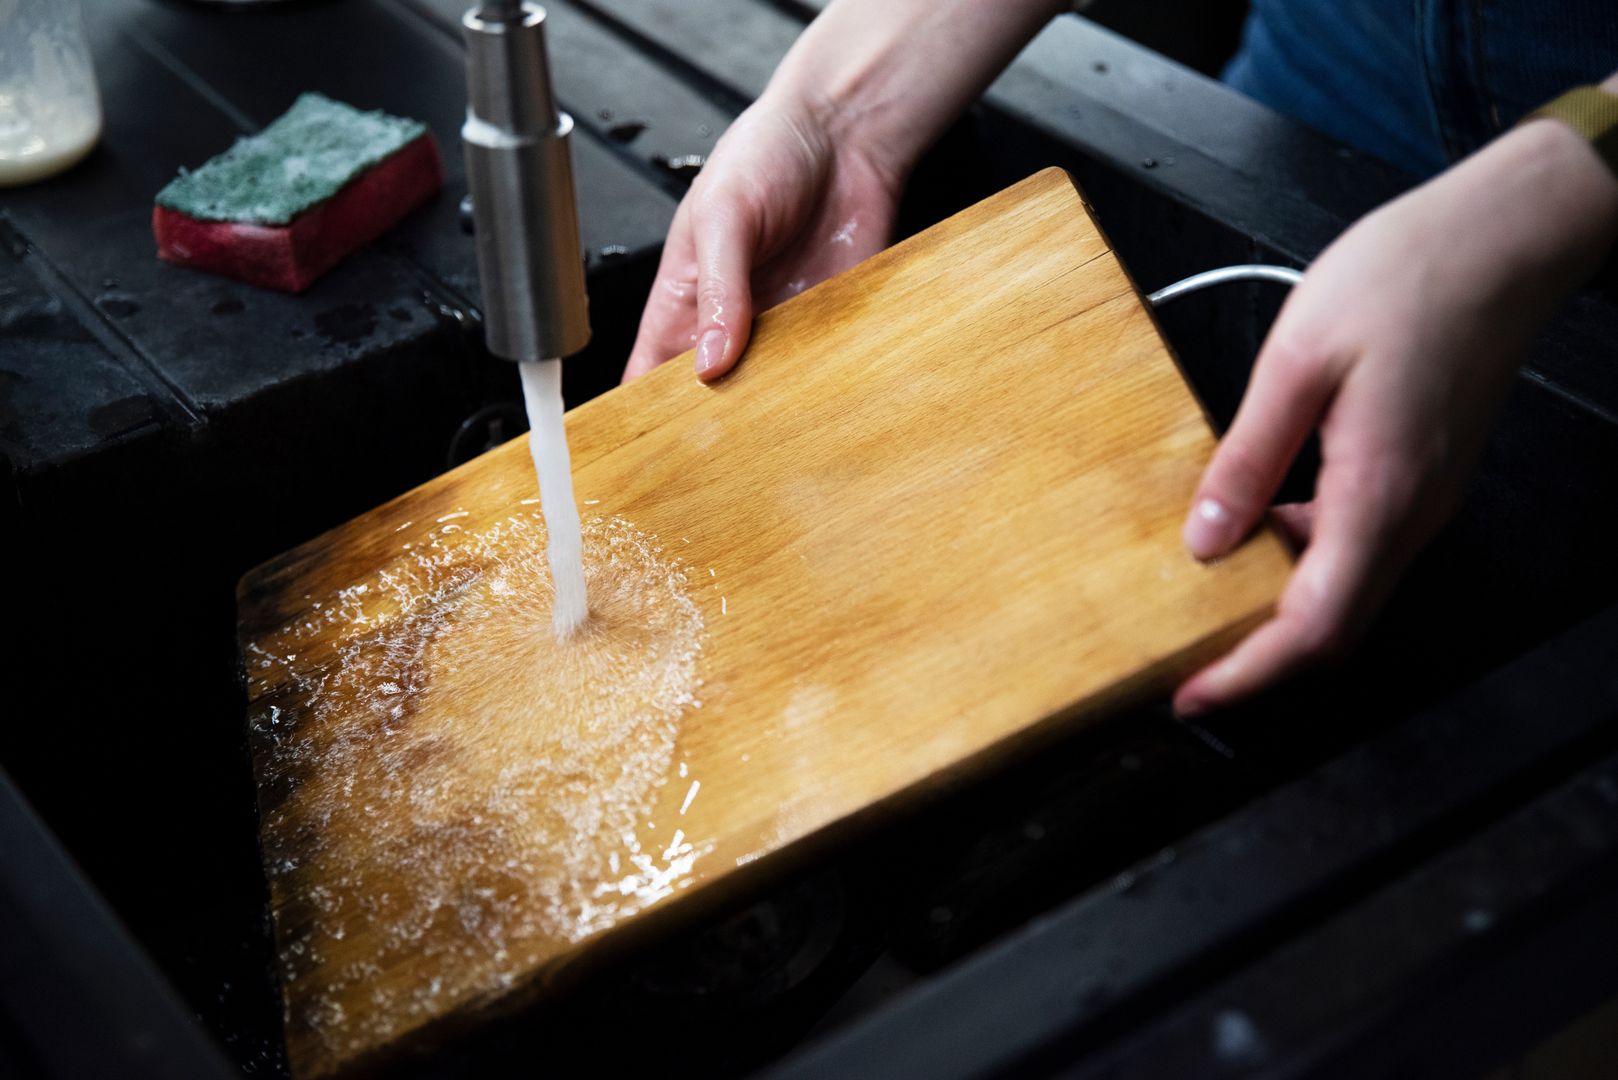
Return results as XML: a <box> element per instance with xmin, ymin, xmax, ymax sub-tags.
<box><xmin>153</xmin><ymin>94</ymin><xmax>443</xmax><ymax>293</ymax></box>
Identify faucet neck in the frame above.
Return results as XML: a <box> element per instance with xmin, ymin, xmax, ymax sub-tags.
<box><xmin>463</xmin><ymin>3</ymin><xmax>560</xmax><ymax>135</ymax></box>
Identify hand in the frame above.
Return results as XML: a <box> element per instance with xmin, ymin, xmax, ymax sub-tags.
<box><xmin>622</xmin><ymin>98</ymin><xmax>902</xmax><ymax>383</ymax></box>
<box><xmin>1173</xmin><ymin>118</ymin><xmax>1618</xmax><ymax>717</ymax></box>
<box><xmin>620</xmin><ymin>0</ymin><xmax>1067</xmax><ymax>383</ymax></box>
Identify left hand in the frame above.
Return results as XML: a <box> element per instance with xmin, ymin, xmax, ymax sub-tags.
<box><xmin>1173</xmin><ymin>117</ymin><xmax>1618</xmax><ymax>717</ymax></box>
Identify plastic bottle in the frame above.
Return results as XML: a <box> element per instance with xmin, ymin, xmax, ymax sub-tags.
<box><xmin>0</xmin><ymin>0</ymin><xmax>103</xmax><ymax>187</ymax></box>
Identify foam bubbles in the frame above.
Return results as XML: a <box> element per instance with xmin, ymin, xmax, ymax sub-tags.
<box><xmin>245</xmin><ymin>511</ymin><xmax>704</xmax><ymax>1068</ymax></box>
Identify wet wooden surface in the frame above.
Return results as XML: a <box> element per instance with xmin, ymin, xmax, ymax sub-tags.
<box><xmin>237</xmin><ymin>168</ymin><xmax>1290</xmax><ymax>1077</ymax></box>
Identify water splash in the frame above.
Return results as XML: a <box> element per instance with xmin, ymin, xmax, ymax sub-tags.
<box><xmin>245</xmin><ymin>511</ymin><xmax>705</xmax><ymax>1067</ymax></box>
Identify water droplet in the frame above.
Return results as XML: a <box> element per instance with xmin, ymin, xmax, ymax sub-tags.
<box><xmin>652</xmin><ymin>153</ymin><xmax>705</xmax><ymax>179</ymax></box>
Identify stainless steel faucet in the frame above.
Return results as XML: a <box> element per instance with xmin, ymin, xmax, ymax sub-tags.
<box><xmin>460</xmin><ymin>1</ymin><xmax>591</xmax><ymax>362</ymax></box>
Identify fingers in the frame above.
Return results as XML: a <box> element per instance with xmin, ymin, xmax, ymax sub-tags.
<box><xmin>1268</xmin><ymin>502</ymin><xmax>1316</xmax><ymax>550</ymax></box>
<box><xmin>1173</xmin><ymin>547</ymin><xmax>1351</xmax><ymax>718</ymax></box>
<box><xmin>1171</xmin><ymin>608</ymin><xmax>1326</xmax><ymax>718</ymax></box>
<box><xmin>622</xmin><ymin>188</ymin><xmax>764</xmax><ymax>384</ymax></box>
<box><xmin>1182</xmin><ymin>335</ymin><xmax>1338</xmax><ymax>560</ymax></box>
<box><xmin>1173</xmin><ymin>455</ymin><xmax>1415</xmax><ymax>717</ymax></box>
<box><xmin>623</xmin><ymin>202</ymin><xmax>699</xmax><ymax>383</ymax></box>
<box><xmin>689</xmin><ymin>192</ymin><xmax>759</xmax><ymax>382</ymax></box>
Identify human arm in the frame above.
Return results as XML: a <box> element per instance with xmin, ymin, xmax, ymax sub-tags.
<box><xmin>622</xmin><ymin>0</ymin><xmax>1068</xmax><ymax>382</ymax></box>
<box><xmin>1174</xmin><ymin>71</ymin><xmax>1618</xmax><ymax>716</ymax></box>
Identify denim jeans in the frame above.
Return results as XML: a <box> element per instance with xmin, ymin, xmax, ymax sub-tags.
<box><xmin>1224</xmin><ymin>1</ymin><xmax>1618</xmax><ymax>177</ymax></box>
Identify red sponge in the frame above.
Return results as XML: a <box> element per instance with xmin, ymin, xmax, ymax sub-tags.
<box><xmin>152</xmin><ymin>94</ymin><xmax>444</xmax><ymax>294</ymax></box>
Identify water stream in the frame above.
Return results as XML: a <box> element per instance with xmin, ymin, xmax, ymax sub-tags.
<box><xmin>518</xmin><ymin>359</ymin><xmax>589</xmax><ymax>635</ymax></box>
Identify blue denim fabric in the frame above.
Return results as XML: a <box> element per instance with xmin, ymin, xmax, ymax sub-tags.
<box><xmin>1223</xmin><ymin>1</ymin><xmax>1618</xmax><ymax>178</ymax></box>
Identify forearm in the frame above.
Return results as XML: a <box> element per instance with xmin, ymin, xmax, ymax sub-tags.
<box><xmin>1173</xmin><ymin>70</ymin><xmax>1618</xmax><ymax>715</ymax></box>
<box><xmin>1419</xmin><ymin>68</ymin><xmax>1618</xmax><ymax>322</ymax></box>
<box><xmin>761</xmin><ymin>0</ymin><xmax>1068</xmax><ymax>182</ymax></box>
<box><xmin>1499</xmin><ymin>69</ymin><xmax>1618</xmax><ymax>286</ymax></box>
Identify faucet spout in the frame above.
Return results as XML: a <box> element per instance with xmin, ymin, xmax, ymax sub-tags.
<box><xmin>475</xmin><ymin>0</ymin><xmax>525</xmax><ymax>20</ymax></box>
<box><xmin>461</xmin><ymin>2</ymin><xmax>591</xmax><ymax>363</ymax></box>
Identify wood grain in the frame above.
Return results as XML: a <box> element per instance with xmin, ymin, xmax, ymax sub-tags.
<box><xmin>238</xmin><ymin>168</ymin><xmax>1291</xmax><ymax>1077</ymax></box>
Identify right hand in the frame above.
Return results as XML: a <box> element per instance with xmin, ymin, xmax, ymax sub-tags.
<box><xmin>622</xmin><ymin>96</ymin><xmax>903</xmax><ymax>383</ymax></box>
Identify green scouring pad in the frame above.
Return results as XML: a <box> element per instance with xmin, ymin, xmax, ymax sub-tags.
<box><xmin>152</xmin><ymin>93</ymin><xmax>443</xmax><ymax>293</ymax></box>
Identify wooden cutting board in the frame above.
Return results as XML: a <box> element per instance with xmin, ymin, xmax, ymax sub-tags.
<box><xmin>238</xmin><ymin>167</ymin><xmax>1290</xmax><ymax>1077</ymax></box>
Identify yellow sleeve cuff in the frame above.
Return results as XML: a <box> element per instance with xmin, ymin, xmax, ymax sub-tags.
<box><xmin>1525</xmin><ymin>85</ymin><xmax>1618</xmax><ymax>179</ymax></box>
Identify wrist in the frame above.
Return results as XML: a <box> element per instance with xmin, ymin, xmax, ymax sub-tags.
<box><xmin>744</xmin><ymin>78</ymin><xmax>913</xmax><ymax>200</ymax></box>
<box><xmin>1458</xmin><ymin>117</ymin><xmax>1618</xmax><ymax>290</ymax></box>
<box><xmin>760</xmin><ymin>51</ymin><xmax>925</xmax><ymax>190</ymax></box>
<box><xmin>758</xmin><ymin>0</ymin><xmax>1065</xmax><ymax>193</ymax></box>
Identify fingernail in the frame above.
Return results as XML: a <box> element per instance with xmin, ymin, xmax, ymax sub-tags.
<box><xmin>695</xmin><ymin>328</ymin><xmax>726</xmax><ymax>378</ymax></box>
<box><xmin>1183</xmin><ymin>498</ymin><xmax>1232</xmax><ymax>560</ymax></box>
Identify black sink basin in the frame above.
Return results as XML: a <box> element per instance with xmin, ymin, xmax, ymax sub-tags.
<box><xmin>5</xmin><ymin>3</ymin><xmax>1618</xmax><ymax>1078</ymax></box>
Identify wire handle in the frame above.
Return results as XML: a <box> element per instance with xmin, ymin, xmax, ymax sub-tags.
<box><xmin>1147</xmin><ymin>263</ymin><xmax>1304</xmax><ymax>307</ymax></box>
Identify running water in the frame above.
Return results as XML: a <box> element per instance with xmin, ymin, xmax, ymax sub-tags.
<box><xmin>518</xmin><ymin>359</ymin><xmax>589</xmax><ymax>635</ymax></box>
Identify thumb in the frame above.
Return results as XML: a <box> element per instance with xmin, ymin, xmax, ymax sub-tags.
<box><xmin>690</xmin><ymin>194</ymin><xmax>758</xmax><ymax>383</ymax></box>
<box><xmin>1184</xmin><ymin>336</ymin><xmax>1337</xmax><ymax>560</ymax></box>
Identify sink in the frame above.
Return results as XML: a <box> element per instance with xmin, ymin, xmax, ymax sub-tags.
<box><xmin>5</xmin><ymin>5</ymin><xmax>1618</xmax><ymax>1076</ymax></box>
